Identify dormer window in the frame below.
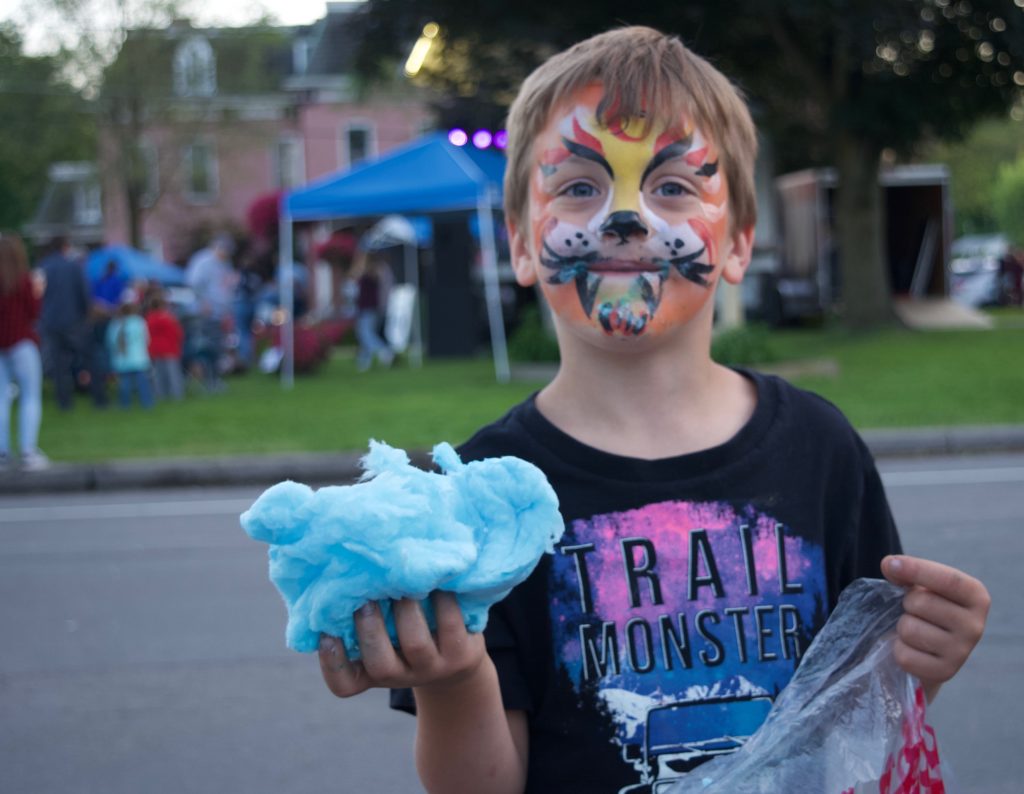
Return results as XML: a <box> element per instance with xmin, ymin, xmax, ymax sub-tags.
<box><xmin>292</xmin><ymin>37</ymin><xmax>312</xmax><ymax>75</ymax></box>
<box><xmin>174</xmin><ymin>35</ymin><xmax>216</xmax><ymax>97</ymax></box>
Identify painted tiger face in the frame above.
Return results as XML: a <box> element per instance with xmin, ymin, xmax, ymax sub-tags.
<box><xmin>514</xmin><ymin>85</ymin><xmax>748</xmax><ymax>342</ymax></box>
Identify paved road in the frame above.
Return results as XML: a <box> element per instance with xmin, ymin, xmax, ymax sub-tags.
<box><xmin>1</xmin><ymin>453</ymin><xmax>1020</xmax><ymax>793</ymax></box>
<box><xmin>876</xmin><ymin>453</ymin><xmax>1023</xmax><ymax>794</ymax></box>
<box><xmin>0</xmin><ymin>484</ymin><xmax>424</xmax><ymax>794</ymax></box>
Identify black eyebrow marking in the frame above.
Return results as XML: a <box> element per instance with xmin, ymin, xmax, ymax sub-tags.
<box><xmin>562</xmin><ymin>137</ymin><xmax>613</xmax><ymax>178</ymax></box>
<box><xmin>640</xmin><ymin>136</ymin><xmax>693</xmax><ymax>187</ymax></box>
<box><xmin>695</xmin><ymin>160</ymin><xmax>719</xmax><ymax>178</ymax></box>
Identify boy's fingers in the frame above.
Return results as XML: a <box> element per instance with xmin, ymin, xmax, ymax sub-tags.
<box><xmin>432</xmin><ymin>591</ymin><xmax>466</xmax><ymax>637</ymax></box>
<box><xmin>902</xmin><ymin>587</ymin><xmax>969</xmax><ymax>631</ymax></box>
<box><xmin>432</xmin><ymin>591</ymin><xmax>477</xmax><ymax>657</ymax></box>
<box><xmin>355</xmin><ymin>601</ymin><xmax>406</xmax><ymax>681</ymax></box>
<box><xmin>882</xmin><ymin>555</ymin><xmax>989</xmax><ymax>610</ymax></box>
<box><xmin>896</xmin><ymin>613</ymin><xmax>952</xmax><ymax>658</ymax></box>
<box><xmin>893</xmin><ymin>639</ymin><xmax>958</xmax><ymax>684</ymax></box>
<box><xmin>318</xmin><ymin>634</ymin><xmax>368</xmax><ymax>697</ymax></box>
<box><xmin>393</xmin><ymin>597</ymin><xmax>439</xmax><ymax>670</ymax></box>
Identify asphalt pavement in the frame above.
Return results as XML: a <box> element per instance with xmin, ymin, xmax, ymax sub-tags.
<box><xmin>2</xmin><ymin>424</ymin><xmax>1024</xmax><ymax>494</ymax></box>
<box><xmin>2</xmin><ymin>455</ymin><xmax>1021</xmax><ymax>792</ymax></box>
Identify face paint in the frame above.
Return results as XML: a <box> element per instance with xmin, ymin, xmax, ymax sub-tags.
<box><xmin>527</xmin><ymin>85</ymin><xmax>732</xmax><ymax>339</ymax></box>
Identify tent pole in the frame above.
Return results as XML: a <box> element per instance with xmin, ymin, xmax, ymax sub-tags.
<box><xmin>279</xmin><ymin>212</ymin><xmax>295</xmax><ymax>389</ymax></box>
<box><xmin>477</xmin><ymin>187</ymin><xmax>510</xmax><ymax>383</ymax></box>
<box><xmin>405</xmin><ymin>241</ymin><xmax>423</xmax><ymax>368</ymax></box>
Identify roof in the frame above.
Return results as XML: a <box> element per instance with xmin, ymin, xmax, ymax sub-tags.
<box><xmin>285</xmin><ymin>133</ymin><xmax>506</xmax><ymax>220</ymax></box>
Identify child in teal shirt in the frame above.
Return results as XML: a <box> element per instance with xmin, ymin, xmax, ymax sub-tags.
<box><xmin>106</xmin><ymin>289</ymin><xmax>154</xmax><ymax>409</ymax></box>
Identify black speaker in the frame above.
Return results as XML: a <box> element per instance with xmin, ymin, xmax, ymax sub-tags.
<box><xmin>426</xmin><ymin>217</ymin><xmax>478</xmax><ymax>357</ymax></box>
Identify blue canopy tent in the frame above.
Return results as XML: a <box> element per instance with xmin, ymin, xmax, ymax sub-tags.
<box><xmin>86</xmin><ymin>245</ymin><xmax>185</xmax><ymax>286</ymax></box>
<box><xmin>279</xmin><ymin>133</ymin><xmax>510</xmax><ymax>386</ymax></box>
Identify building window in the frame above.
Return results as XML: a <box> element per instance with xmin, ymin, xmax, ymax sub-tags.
<box><xmin>183</xmin><ymin>141</ymin><xmax>218</xmax><ymax>203</ymax></box>
<box><xmin>273</xmin><ymin>137</ymin><xmax>305</xmax><ymax>189</ymax></box>
<box><xmin>74</xmin><ymin>182</ymin><xmax>102</xmax><ymax>226</ymax></box>
<box><xmin>342</xmin><ymin>122</ymin><xmax>376</xmax><ymax>168</ymax></box>
<box><xmin>292</xmin><ymin>37</ymin><xmax>312</xmax><ymax>75</ymax></box>
<box><xmin>174</xmin><ymin>35</ymin><xmax>216</xmax><ymax>97</ymax></box>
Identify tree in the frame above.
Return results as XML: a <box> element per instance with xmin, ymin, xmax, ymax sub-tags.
<box><xmin>0</xmin><ymin>23</ymin><xmax>95</xmax><ymax>231</ymax></box>
<box><xmin>922</xmin><ymin>117</ymin><xmax>1024</xmax><ymax>235</ymax></box>
<box><xmin>37</xmin><ymin>1</ymin><xmax>287</xmax><ymax>250</ymax></box>
<box><xmin>33</xmin><ymin>0</ymin><xmax>187</xmax><ymax>248</ymax></box>
<box><xmin>717</xmin><ymin>1</ymin><xmax>1024</xmax><ymax>328</ymax></box>
<box><xmin>994</xmin><ymin>155</ymin><xmax>1024</xmax><ymax>245</ymax></box>
<box><xmin>354</xmin><ymin>0</ymin><xmax>1024</xmax><ymax>329</ymax></box>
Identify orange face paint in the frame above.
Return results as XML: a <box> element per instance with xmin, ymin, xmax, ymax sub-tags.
<box><xmin>527</xmin><ymin>86</ymin><xmax>733</xmax><ymax>339</ymax></box>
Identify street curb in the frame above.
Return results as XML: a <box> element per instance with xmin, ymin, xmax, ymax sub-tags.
<box><xmin>859</xmin><ymin>425</ymin><xmax>1024</xmax><ymax>458</ymax></box>
<box><xmin>2</xmin><ymin>427</ymin><xmax>1024</xmax><ymax>495</ymax></box>
<box><xmin>0</xmin><ymin>449</ymin><xmax>434</xmax><ymax>495</ymax></box>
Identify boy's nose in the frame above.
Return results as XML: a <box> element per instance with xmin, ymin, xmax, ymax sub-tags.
<box><xmin>599</xmin><ymin>211</ymin><xmax>650</xmax><ymax>245</ymax></box>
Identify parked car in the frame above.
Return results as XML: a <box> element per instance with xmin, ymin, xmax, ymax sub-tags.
<box><xmin>948</xmin><ymin>234</ymin><xmax>1010</xmax><ymax>307</ymax></box>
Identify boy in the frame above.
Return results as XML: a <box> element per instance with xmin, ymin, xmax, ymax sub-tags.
<box><xmin>317</xmin><ymin>27</ymin><xmax>990</xmax><ymax>793</ymax></box>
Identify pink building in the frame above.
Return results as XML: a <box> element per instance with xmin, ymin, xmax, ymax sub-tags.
<box><xmin>100</xmin><ymin>3</ymin><xmax>432</xmax><ymax>264</ymax></box>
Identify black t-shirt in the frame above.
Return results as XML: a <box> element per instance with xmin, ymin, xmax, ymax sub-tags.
<box><xmin>392</xmin><ymin>370</ymin><xmax>901</xmax><ymax>793</ymax></box>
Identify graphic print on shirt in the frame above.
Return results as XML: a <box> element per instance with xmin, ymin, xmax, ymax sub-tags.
<box><xmin>550</xmin><ymin>500</ymin><xmax>827</xmax><ymax>793</ymax></box>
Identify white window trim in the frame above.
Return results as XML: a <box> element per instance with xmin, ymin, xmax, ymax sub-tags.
<box><xmin>74</xmin><ymin>182</ymin><xmax>102</xmax><ymax>226</ymax></box>
<box><xmin>272</xmin><ymin>134</ymin><xmax>306</xmax><ymax>189</ymax></box>
<box><xmin>174</xmin><ymin>35</ymin><xmax>217</xmax><ymax>98</ymax></box>
<box><xmin>339</xmin><ymin>120</ymin><xmax>377</xmax><ymax>169</ymax></box>
<box><xmin>182</xmin><ymin>139</ymin><xmax>219</xmax><ymax>205</ymax></box>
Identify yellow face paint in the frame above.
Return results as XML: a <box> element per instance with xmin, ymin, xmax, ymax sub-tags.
<box><xmin>527</xmin><ymin>85</ymin><xmax>733</xmax><ymax>339</ymax></box>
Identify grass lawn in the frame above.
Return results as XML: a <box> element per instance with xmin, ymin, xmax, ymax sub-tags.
<box><xmin>39</xmin><ymin>356</ymin><xmax>544</xmax><ymax>463</ymax></box>
<box><xmin>767</xmin><ymin>322</ymin><xmax>1023</xmax><ymax>428</ymax></box>
<box><xmin>35</xmin><ymin>319</ymin><xmax>1024</xmax><ymax>463</ymax></box>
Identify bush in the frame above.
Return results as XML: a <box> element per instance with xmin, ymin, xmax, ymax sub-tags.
<box><xmin>994</xmin><ymin>156</ymin><xmax>1024</xmax><ymax>247</ymax></box>
<box><xmin>507</xmin><ymin>304</ymin><xmax>560</xmax><ymax>362</ymax></box>
<box><xmin>711</xmin><ymin>324</ymin><xmax>778</xmax><ymax>366</ymax></box>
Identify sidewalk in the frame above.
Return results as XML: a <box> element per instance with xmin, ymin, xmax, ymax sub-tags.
<box><xmin>3</xmin><ymin>425</ymin><xmax>1024</xmax><ymax>495</ymax></box>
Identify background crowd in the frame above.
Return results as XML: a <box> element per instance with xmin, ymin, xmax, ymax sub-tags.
<box><xmin>0</xmin><ymin>225</ymin><xmax>400</xmax><ymax>474</ymax></box>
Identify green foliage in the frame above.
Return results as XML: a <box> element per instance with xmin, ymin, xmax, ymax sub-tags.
<box><xmin>711</xmin><ymin>325</ymin><xmax>777</xmax><ymax>366</ymax></box>
<box><xmin>0</xmin><ymin>23</ymin><xmax>96</xmax><ymax>230</ymax></box>
<box><xmin>921</xmin><ymin>117</ymin><xmax>1024</xmax><ymax>236</ymax></box>
<box><xmin>507</xmin><ymin>304</ymin><xmax>560</xmax><ymax>362</ymax></box>
<box><xmin>993</xmin><ymin>155</ymin><xmax>1024</xmax><ymax>247</ymax></box>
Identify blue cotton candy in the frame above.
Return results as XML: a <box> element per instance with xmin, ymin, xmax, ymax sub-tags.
<box><xmin>240</xmin><ymin>440</ymin><xmax>564</xmax><ymax>657</ymax></box>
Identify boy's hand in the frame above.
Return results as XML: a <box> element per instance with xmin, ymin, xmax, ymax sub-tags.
<box><xmin>318</xmin><ymin>591</ymin><xmax>486</xmax><ymax>698</ymax></box>
<box><xmin>882</xmin><ymin>555</ymin><xmax>990</xmax><ymax>702</ymax></box>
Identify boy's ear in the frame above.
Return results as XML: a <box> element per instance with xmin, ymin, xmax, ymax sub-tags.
<box><xmin>508</xmin><ymin>218</ymin><xmax>538</xmax><ymax>287</ymax></box>
<box><xmin>720</xmin><ymin>225</ymin><xmax>755</xmax><ymax>286</ymax></box>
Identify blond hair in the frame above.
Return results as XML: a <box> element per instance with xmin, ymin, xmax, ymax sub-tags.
<box><xmin>504</xmin><ymin>26</ymin><xmax>758</xmax><ymax>232</ymax></box>
<box><xmin>0</xmin><ymin>233</ymin><xmax>29</xmax><ymax>294</ymax></box>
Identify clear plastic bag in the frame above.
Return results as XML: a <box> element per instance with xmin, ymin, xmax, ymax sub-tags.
<box><xmin>668</xmin><ymin>578</ymin><xmax>958</xmax><ymax>793</ymax></box>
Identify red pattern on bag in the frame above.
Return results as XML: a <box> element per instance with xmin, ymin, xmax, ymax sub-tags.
<box><xmin>839</xmin><ymin>687</ymin><xmax>947</xmax><ymax>794</ymax></box>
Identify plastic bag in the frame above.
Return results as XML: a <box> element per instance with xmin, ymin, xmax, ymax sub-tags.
<box><xmin>668</xmin><ymin>578</ymin><xmax>958</xmax><ymax>793</ymax></box>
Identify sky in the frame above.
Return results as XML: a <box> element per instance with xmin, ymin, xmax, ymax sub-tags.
<box><xmin>3</xmin><ymin>0</ymin><xmax>351</xmax><ymax>55</ymax></box>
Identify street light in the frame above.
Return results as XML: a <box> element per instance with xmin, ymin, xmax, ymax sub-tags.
<box><xmin>404</xmin><ymin>22</ymin><xmax>440</xmax><ymax>77</ymax></box>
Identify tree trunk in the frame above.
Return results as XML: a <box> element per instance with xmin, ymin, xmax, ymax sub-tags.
<box><xmin>834</xmin><ymin>134</ymin><xmax>898</xmax><ymax>329</ymax></box>
<box><xmin>127</xmin><ymin>95</ymin><xmax>145</xmax><ymax>251</ymax></box>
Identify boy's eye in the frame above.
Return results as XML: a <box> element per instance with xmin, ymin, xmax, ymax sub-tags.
<box><xmin>653</xmin><ymin>181</ymin><xmax>692</xmax><ymax>198</ymax></box>
<box><xmin>561</xmin><ymin>182</ymin><xmax>598</xmax><ymax>199</ymax></box>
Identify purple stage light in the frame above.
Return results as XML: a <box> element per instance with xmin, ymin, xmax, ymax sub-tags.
<box><xmin>493</xmin><ymin>130</ymin><xmax>509</xmax><ymax>149</ymax></box>
<box><xmin>472</xmin><ymin>130</ymin><xmax>493</xmax><ymax>149</ymax></box>
<box><xmin>448</xmin><ymin>128</ymin><xmax>468</xmax><ymax>147</ymax></box>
